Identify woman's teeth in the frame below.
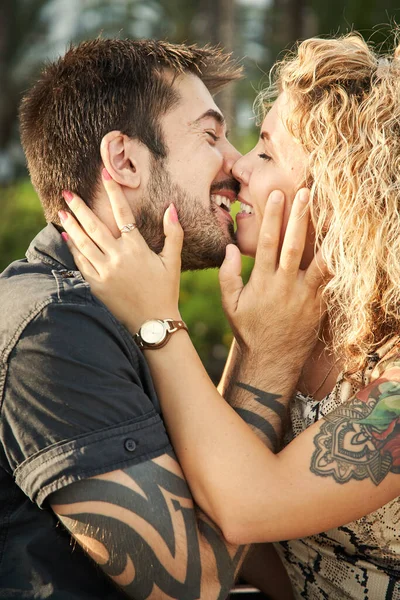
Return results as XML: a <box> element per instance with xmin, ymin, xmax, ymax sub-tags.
<box><xmin>211</xmin><ymin>194</ymin><xmax>233</xmax><ymax>211</ymax></box>
<box><xmin>240</xmin><ymin>202</ymin><xmax>254</xmax><ymax>215</ymax></box>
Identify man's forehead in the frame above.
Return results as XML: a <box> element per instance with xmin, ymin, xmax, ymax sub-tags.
<box><xmin>169</xmin><ymin>72</ymin><xmax>225</xmax><ymax>123</ymax></box>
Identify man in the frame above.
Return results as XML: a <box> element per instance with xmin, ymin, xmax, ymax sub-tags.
<box><xmin>0</xmin><ymin>39</ymin><xmax>295</xmax><ymax>599</ymax></box>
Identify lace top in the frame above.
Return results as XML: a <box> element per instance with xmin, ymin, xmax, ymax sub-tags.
<box><xmin>275</xmin><ymin>336</ymin><xmax>400</xmax><ymax>599</ymax></box>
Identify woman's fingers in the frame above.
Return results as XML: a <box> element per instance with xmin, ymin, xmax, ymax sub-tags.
<box><xmin>102</xmin><ymin>168</ymin><xmax>138</xmax><ymax>234</ymax></box>
<box><xmin>62</xmin><ymin>233</ymin><xmax>99</xmax><ymax>280</ymax></box>
<box><xmin>279</xmin><ymin>188</ymin><xmax>310</xmax><ymax>275</ymax></box>
<box><xmin>60</xmin><ymin>210</ymin><xmax>106</xmax><ymax>267</ymax></box>
<box><xmin>251</xmin><ymin>190</ymin><xmax>285</xmax><ymax>282</ymax></box>
<box><xmin>160</xmin><ymin>204</ymin><xmax>184</xmax><ymax>270</ymax></box>
<box><xmin>305</xmin><ymin>245</ymin><xmax>331</xmax><ymax>295</ymax></box>
<box><xmin>219</xmin><ymin>244</ymin><xmax>244</xmax><ymax>316</ymax></box>
<box><xmin>61</xmin><ymin>190</ymin><xmax>116</xmax><ymax>252</ymax></box>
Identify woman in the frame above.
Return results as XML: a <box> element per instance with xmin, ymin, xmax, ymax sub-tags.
<box><xmin>60</xmin><ymin>34</ymin><xmax>400</xmax><ymax>599</ymax></box>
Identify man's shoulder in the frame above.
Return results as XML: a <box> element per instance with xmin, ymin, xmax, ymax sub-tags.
<box><xmin>0</xmin><ymin>229</ymin><xmax>131</xmax><ymax>364</ymax></box>
<box><xmin>0</xmin><ymin>253</ymin><xmax>89</xmax><ymax>349</ymax></box>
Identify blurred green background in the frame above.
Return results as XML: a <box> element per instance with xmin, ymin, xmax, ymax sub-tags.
<box><xmin>1</xmin><ymin>0</ymin><xmax>399</xmax><ymax>380</ymax></box>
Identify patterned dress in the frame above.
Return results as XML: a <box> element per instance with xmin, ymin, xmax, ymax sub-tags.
<box><xmin>275</xmin><ymin>337</ymin><xmax>400</xmax><ymax>599</ymax></box>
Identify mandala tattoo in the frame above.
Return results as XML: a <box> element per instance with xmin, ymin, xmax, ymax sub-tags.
<box><xmin>311</xmin><ymin>376</ymin><xmax>400</xmax><ymax>485</ymax></box>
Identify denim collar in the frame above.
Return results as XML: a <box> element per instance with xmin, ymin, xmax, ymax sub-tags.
<box><xmin>25</xmin><ymin>223</ymin><xmax>76</xmax><ymax>271</ymax></box>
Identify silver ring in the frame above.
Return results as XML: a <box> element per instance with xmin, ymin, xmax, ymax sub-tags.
<box><xmin>120</xmin><ymin>223</ymin><xmax>137</xmax><ymax>234</ymax></box>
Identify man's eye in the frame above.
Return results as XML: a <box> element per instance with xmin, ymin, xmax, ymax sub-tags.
<box><xmin>258</xmin><ymin>153</ymin><xmax>272</xmax><ymax>161</ymax></box>
<box><xmin>206</xmin><ymin>131</ymin><xmax>219</xmax><ymax>142</ymax></box>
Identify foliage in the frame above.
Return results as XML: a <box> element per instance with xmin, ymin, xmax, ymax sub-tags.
<box><xmin>0</xmin><ymin>181</ymin><xmax>45</xmax><ymax>268</ymax></box>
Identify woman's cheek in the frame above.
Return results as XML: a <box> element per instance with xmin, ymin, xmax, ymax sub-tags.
<box><xmin>251</xmin><ymin>186</ymin><xmax>271</xmax><ymax>224</ymax></box>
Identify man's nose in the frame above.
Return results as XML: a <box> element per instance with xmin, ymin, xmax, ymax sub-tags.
<box><xmin>222</xmin><ymin>141</ymin><xmax>242</xmax><ymax>177</ymax></box>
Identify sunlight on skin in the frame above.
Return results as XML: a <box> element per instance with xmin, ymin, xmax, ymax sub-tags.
<box><xmin>53</xmin><ymin>495</ymin><xmax>194</xmax><ymax>582</ymax></box>
<box><xmin>74</xmin><ymin>533</ymin><xmax>110</xmax><ymax>565</ymax></box>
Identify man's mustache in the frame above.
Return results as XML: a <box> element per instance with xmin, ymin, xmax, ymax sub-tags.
<box><xmin>210</xmin><ymin>179</ymin><xmax>240</xmax><ymax>196</ymax></box>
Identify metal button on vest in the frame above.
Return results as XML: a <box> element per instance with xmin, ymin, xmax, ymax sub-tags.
<box><xmin>124</xmin><ymin>439</ymin><xmax>137</xmax><ymax>452</ymax></box>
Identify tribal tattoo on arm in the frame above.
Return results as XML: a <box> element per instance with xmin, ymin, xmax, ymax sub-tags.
<box><xmin>221</xmin><ymin>344</ymin><xmax>297</xmax><ymax>453</ymax></box>
<box><xmin>224</xmin><ymin>380</ymin><xmax>286</xmax><ymax>453</ymax></box>
<box><xmin>311</xmin><ymin>369</ymin><xmax>400</xmax><ymax>485</ymax></box>
<box><xmin>51</xmin><ymin>449</ymin><xmax>246</xmax><ymax>600</ymax></box>
<box><xmin>233</xmin><ymin>383</ymin><xmax>285</xmax><ymax>453</ymax></box>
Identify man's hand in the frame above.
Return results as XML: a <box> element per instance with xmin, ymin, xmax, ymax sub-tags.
<box><xmin>219</xmin><ymin>188</ymin><xmax>329</xmax><ymax>368</ymax></box>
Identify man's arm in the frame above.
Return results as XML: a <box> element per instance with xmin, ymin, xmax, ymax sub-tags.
<box><xmin>218</xmin><ymin>339</ymin><xmax>296</xmax><ymax>600</ymax></box>
<box><xmin>50</xmin><ymin>449</ymin><xmax>247</xmax><ymax>600</ymax></box>
<box><xmin>218</xmin><ymin>339</ymin><xmax>293</xmax><ymax>452</ymax></box>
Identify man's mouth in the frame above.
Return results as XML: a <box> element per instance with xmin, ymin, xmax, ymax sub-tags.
<box><xmin>211</xmin><ymin>193</ymin><xmax>235</xmax><ymax>214</ymax></box>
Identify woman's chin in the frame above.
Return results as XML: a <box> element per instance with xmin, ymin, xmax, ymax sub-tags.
<box><xmin>236</xmin><ymin>233</ymin><xmax>257</xmax><ymax>258</ymax></box>
<box><xmin>236</xmin><ymin>216</ymin><xmax>258</xmax><ymax>257</ymax></box>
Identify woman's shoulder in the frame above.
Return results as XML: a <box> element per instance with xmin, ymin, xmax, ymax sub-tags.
<box><xmin>370</xmin><ymin>335</ymin><xmax>400</xmax><ymax>383</ymax></box>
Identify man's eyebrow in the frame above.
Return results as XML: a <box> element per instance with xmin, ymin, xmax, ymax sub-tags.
<box><xmin>260</xmin><ymin>130</ymin><xmax>270</xmax><ymax>141</ymax></box>
<box><xmin>192</xmin><ymin>109</ymin><xmax>226</xmax><ymax>128</ymax></box>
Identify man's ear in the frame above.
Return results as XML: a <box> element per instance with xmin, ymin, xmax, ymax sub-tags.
<box><xmin>100</xmin><ymin>131</ymin><xmax>148</xmax><ymax>190</ymax></box>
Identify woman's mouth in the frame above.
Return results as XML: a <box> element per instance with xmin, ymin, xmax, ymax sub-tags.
<box><xmin>236</xmin><ymin>199</ymin><xmax>254</xmax><ymax>219</ymax></box>
<box><xmin>211</xmin><ymin>194</ymin><xmax>234</xmax><ymax>212</ymax></box>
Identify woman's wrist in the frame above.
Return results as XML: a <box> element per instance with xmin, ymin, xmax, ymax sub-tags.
<box><xmin>129</xmin><ymin>313</ymin><xmax>185</xmax><ymax>352</ymax></box>
<box><xmin>125</xmin><ymin>311</ymin><xmax>182</xmax><ymax>336</ymax></box>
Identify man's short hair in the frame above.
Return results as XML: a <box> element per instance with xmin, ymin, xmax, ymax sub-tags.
<box><xmin>19</xmin><ymin>38</ymin><xmax>242</xmax><ymax>222</ymax></box>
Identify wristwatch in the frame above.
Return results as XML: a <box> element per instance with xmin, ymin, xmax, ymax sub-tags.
<box><xmin>134</xmin><ymin>319</ymin><xmax>188</xmax><ymax>350</ymax></box>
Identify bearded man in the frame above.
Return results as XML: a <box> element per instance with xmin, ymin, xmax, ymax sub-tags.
<box><xmin>0</xmin><ymin>39</ymin><xmax>292</xmax><ymax>600</ymax></box>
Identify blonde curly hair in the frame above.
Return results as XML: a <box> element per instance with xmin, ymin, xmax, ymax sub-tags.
<box><xmin>257</xmin><ymin>33</ymin><xmax>400</xmax><ymax>375</ymax></box>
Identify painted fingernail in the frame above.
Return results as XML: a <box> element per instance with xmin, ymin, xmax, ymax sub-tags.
<box><xmin>59</xmin><ymin>210</ymin><xmax>68</xmax><ymax>222</ymax></box>
<box><xmin>102</xmin><ymin>168</ymin><xmax>112</xmax><ymax>181</ymax></box>
<box><xmin>62</xmin><ymin>190</ymin><xmax>73</xmax><ymax>203</ymax></box>
<box><xmin>270</xmin><ymin>191</ymin><xmax>284</xmax><ymax>204</ymax></box>
<box><xmin>169</xmin><ymin>203</ymin><xmax>179</xmax><ymax>223</ymax></box>
<box><xmin>61</xmin><ymin>232</ymin><xmax>69</xmax><ymax>242</ymax></box>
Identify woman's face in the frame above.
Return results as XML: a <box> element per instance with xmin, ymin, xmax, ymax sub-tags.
<box><xmin>234</xmin><ymin>93</ymin><xmax>313</xmax><ymax>264</ymax></box>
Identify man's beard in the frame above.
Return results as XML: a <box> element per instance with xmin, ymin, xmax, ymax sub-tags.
<box><xmin>135</xmin><ymin>159</ymin><xmax>236</xmax><ymax>271</ymax></box>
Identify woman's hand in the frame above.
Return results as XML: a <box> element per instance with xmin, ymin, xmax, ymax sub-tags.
<box><xmin>219</xmin><ymin>188</ymin><xmax>329</xmax><ymax>362</ymax></box>
<box><xmin>59</xmin><ymin>169</ymin><xmax>183</xmax><ymax>334</ymax></box>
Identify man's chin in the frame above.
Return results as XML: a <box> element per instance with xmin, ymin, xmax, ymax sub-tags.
<box><xmin>182</xmin><ymin>236</ymin><xmax>236</xmax><ymax>271</ymax></box>
<box><xmin>179</xmin><ymin>221</ymin><xmax>236</xmax><ymax>271</ymax></box>
<box><xmin>181</xmin><ymin>247</ymin><xmax>226</xmax><ymax>271</ymax></box>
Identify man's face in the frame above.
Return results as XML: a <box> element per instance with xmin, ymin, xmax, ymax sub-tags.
<box><xmin>136</xmin><ymin>73</ymin><xmax>241</xmax><ymax>271</ymax></box>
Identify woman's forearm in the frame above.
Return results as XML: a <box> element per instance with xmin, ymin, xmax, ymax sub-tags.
<box><xmin>143</xmin><ymin>329</ymin><xmax>284</xmax><ymax>542</ymax></box>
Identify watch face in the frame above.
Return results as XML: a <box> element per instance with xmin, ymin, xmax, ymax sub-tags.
<box><xmin>140</xmin><ymin>320</ymin><xmax>167</xmax><ymax>345</ymax></box>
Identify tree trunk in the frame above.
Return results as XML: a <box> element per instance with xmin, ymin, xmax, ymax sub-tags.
<box><xmin>0</xmin><ymin>0</ymin><xmax>17</xmax><ymax>150</ymax></box>
<box><xmin>210</xmin><ymin>0</ymin><xmax>236</xmax><ymax>127</ymax></box>
<box><xmin>268</xmin><ymin>0</ymin><xmax>307</xmax><ymax>62</ymax></box>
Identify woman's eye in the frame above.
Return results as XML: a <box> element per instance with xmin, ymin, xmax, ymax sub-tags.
<box><xmin>206</xmin><ymin>131</ymin><xmax>219</xmax><ymax>142</ymax></box>
<box><xmin>258</xmin><ymin>153</ymin><xmax>272</xmax><ymax>161</ymax></box>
